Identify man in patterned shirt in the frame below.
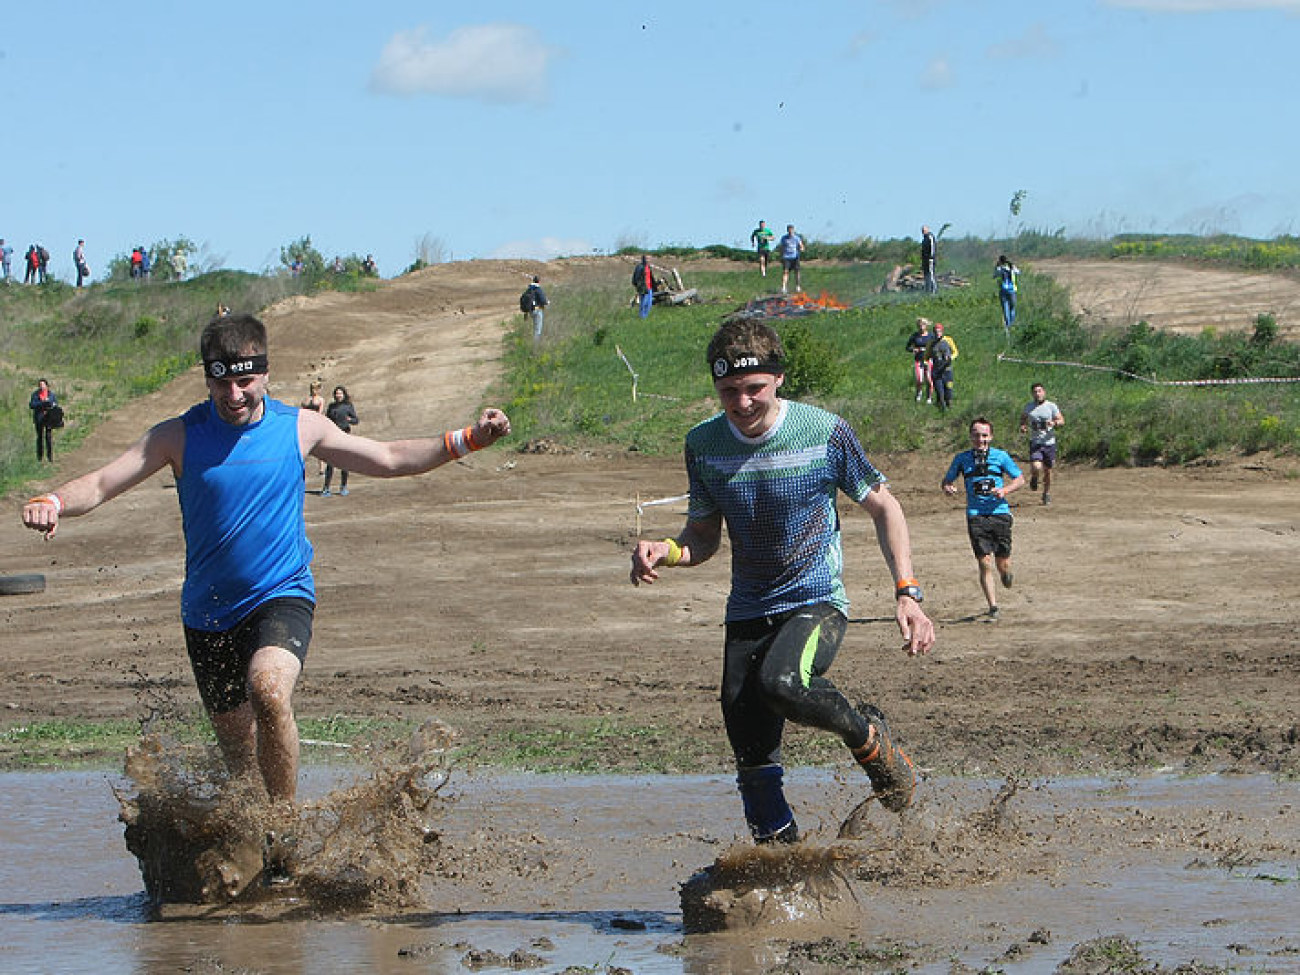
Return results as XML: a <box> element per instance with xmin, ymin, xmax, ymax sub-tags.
<box><xmin>630</xmin><ymin>319</ymin><xmax>935</xmax><ymax>844</ymax></box>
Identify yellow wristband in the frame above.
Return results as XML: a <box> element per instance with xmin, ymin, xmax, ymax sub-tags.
<box><xmin>661</xmin><ymin>538</ymin><xmax>683</xmax><ymax>568</ymax></box>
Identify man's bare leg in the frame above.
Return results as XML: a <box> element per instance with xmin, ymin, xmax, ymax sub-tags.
<box><xmin>978</xmin><ymin>553</ymin><xmax>999</xmax><ymax>613</ymax></box>
<box><xmin>246</xmin><ymin>645</ymin><xmax>303</xmax><ymax>802</ymax></box>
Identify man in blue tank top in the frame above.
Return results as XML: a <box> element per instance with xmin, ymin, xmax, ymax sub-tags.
<box><xmin>630</xmin><ymin>319</ymin><xmax>935</xmax><ymax>845</ymax></box>
<box><xmin>21</xmin><ymin>313</ymin><xmax>511</xmax><ymax>810</ymax></box>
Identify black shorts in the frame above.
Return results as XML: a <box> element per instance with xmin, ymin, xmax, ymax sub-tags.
<box><xmin>782</xmin><ymin>257</ymin><xmax>800</xmax><ymax>271</ymax></box>
<box><xmin>967</xmin><ymin>514</ymin><xmax>1013</xmax><ymax>559</ymax></box>
<box><xmin>184</xmin><ymin>597</ymin><xmax>314</xmax><ymax>714</ymax></box>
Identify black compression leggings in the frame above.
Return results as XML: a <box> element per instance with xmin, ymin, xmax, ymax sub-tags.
<box><xmin>721</xmin><ymin>604</ymin><xmax>872</xmax><ymax>769</ymax></box>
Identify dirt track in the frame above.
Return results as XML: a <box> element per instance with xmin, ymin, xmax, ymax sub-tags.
<box><xmin>4</xmin><ymin>254</ymin><xmax>1300</xmax><ymax>782</ymax></box>
<box><xmin>1035</xmin><ymin>257</ymin><xmax>1300</xmax><ymax>339</ymax></box>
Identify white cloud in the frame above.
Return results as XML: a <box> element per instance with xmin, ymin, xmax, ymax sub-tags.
<box><xmin>370</xmin><ymin>24</ymin><xmax>555</xmax><ymax>104</ymax></box>
<box><xmin>1104</xmin><ymin>0</ymin><xmax>1300</xmax><ymax>11</ymax></box>
<box><xmin>987</xmin><ymin>23</ymin><xmax>1060</xmax><ymax>60</ymax></box>
<box><xmin>489</xmin><ymin>236</ymin><xmax>595</xmax><ymax>260</ymax></box>
<box><xmin>920</xmin><ymin>56</ymin><xmax>954</xmax><ymax>91</ymax></box>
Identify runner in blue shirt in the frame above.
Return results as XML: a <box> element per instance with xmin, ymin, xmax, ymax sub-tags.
<box><xmin>941</xmin><ymin>417</ymin><xmax>1025</xmax><ymax>618</ymax></box>
<box><xmin>21</xmin><ymin>313</ymin><xmax>511</xmax><ymax>812</ymax></box>
<box><xmin>631</xmin><ymin>318</ymin><xmax>934</xmax><ymax>844</ymax></box>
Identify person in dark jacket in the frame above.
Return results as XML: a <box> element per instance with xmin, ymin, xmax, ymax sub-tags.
<box><xmin>632</xmin><ymin>256</ymin><xmax>657</xmax><ymax>319</ymax></box>
<box><xmin>321</xmin><ymin>386</ymin><xmax>359</xmax><ymax>496</ymax></box>
<box><xmin>522</xmin><ymin>275</ymin><xmax>549</xmax><ymax>340</ymax></box>
<box><xmin>920</xmin><ymin>226</ymin><xmax>937</xmax><ymax>294</ymax></box>
<box><xmin>29</xmin><ymin>378</ymin><xmax>59</xmax><ymax>461</ymax></box>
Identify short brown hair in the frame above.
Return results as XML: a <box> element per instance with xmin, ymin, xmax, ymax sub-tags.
<box><xmin>201</xmin><ymin>313</ymin><xmax>267</xmax><ymax>362</ymax></box>
<box><xmin>706</xmin><ymin>319</ymin><xmax>785</xmax><ymax>371</ymax></box>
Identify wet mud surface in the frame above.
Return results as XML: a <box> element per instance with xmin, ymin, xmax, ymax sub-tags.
<box><xmin>3</xmin><ymin>766</ymin><xmax>1300</xmax><ymax>973</ymax></box>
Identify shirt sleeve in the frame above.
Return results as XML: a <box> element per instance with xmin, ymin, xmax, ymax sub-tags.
<box><xmin>831</xmin><ymin>418</ymin><xmax>886</xmax><ymax>503</ymax></box>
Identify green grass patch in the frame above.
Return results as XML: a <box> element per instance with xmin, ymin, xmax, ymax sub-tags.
<box><xmin>496</xmin><ymin>253</ymin><xmax>1300</xmax><ymax>464</ymax></box>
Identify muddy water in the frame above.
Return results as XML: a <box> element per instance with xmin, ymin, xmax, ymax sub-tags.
<box><xmin>2</xmin><ymin>768</ymin><xmax>1298</xmax><ymax>974</ymax></box>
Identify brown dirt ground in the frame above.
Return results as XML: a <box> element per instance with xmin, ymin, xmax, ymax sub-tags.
<box><xmin>1035</xmin><ymin>256</ymin><xmax>1300</xmax><ymax>339</ymax></box>
<box><xmin>4</xmin><ymin>254</ymin><xmax>1300</xmax><ymax>786</ymax></box>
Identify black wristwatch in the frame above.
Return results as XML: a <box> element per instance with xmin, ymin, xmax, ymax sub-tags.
<box><xmin>895</xmin><ymin>583</ymin><xmax>924</xmax><ymax>603</ymax></box>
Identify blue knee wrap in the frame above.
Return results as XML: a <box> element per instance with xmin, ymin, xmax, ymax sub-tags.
<box><xmin>737</xmin><ymin>764</ymin><xmax>795</xmax><ymax>841</ymax></box>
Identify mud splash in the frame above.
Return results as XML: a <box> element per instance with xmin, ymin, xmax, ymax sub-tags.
<box><xmin>681</xmin><ymin>778</ymin><xmax>1049</xmax><ymax>935</ymax></box>
<box><xmin>116</xmin><ymin>720</ymin><xmax>455</xmax><ymax>910</ymax></box>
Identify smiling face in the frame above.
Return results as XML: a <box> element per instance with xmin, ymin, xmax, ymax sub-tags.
<box><xmin>715</xmin><ymin>371</ymin><xmax>784</xmax><ymax>438</ymax></box>
<box><xmin>969</xmin><ymin>421</ymin><xmax>993</xmax><ymax>452</ymax></box>
<box><xmin>206</xmin><ymin>366</ymin><xmax>268</xmax><ymax>426</ymax></box>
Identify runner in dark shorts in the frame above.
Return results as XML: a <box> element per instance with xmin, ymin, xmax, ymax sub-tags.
<box><xmin>942</xmin><ymin>417</ymin><xmax>1025</xmax><ymax>617</ymax></box>
<box><xmin>185</xmin><ymin>597</ymin><xmax>314</xmax><ymax>714</ymax></box>
<box><xmin>966</xmin><ymin>513</ymin><xmax>1013</xmax><ymax>559</ymax></box>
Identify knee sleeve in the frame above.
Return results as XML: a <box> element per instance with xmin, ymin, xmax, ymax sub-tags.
<box><xmin>737</xmin><ymin>764</ymin><xmax>795</xmax><ymax>842</ymax></box>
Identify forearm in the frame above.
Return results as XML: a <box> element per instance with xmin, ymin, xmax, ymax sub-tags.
<box><xmin>865</xmin><ymin>488</ymin><xmax>916</xmax><ymax>584</ymax></box>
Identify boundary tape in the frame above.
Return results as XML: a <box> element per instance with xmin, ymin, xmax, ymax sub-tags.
<box><xmin>996</xmin><ymin>352</ymin><xmax>1300</xmax><ymax>387</ymax></box>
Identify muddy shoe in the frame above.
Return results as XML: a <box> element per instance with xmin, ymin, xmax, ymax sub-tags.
<box><xmin>851</xmin><ymin>704</ymin><xmax>916</xmax><ymax>813</ymax></box>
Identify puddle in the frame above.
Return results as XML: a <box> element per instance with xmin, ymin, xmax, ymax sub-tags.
<box><xmin>1</xmin><ymin>766</ymin><xmax>1298</xmax><ymax>973</ymax></box>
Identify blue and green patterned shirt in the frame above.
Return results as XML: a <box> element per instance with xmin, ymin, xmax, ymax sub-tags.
<box><xmin>685</xmin><ymin>400</ymin><xmax>886</xmax><ymax>621</ymax></box>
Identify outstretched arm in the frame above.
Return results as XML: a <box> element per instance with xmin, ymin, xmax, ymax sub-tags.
<box><xmin>860</xmin><ymin>484</ymin><xmax>935</xmax><ymax>656</ymax></box>
<box><xmin>304</xmin><ymin>407</ymin><xmax>510</xmax><ymax>476</ymax></box>
<box><xmin>629</xmin><ymin>514</ymin><xmax>722</xmax><ymax>586</ymax></box>
<box><xmin>21</xmin><ymin>418</ymin><xmax>183</xmax><ymax>538</ymax></box>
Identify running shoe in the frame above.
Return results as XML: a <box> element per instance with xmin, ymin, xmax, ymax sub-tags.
<box><xmin>852</xmin><ymin>704</ymin><xmax>916</xmax><ymax>813</ymax></box>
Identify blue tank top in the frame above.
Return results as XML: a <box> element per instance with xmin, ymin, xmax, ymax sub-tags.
<box><xmin>178</xmin><ymin>398</ymin><xmax>315</xmax><ymax>630</ymax></box>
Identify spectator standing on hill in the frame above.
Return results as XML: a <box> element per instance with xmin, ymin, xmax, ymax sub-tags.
<box><xmin>632</xmin><ymin>256</ymin><xmax>657</xmax><ymax>319</ymax></box>
<box><xmin>630</xmin><ymin>318</ymin><xmax>934</xmax><ymax>845</ymax></box>
<box><xmin>941</xmin><ymin>417</ymin><xmax>1024</xmax><ymax>618</ymax></box>
<box><xmin>24</xmin><ymin>245</ymin><xmax>39</xmax><ymax>284</ymax></box>
<box><xmin>321</xmin><ymin>386</ymin><xmax>359</xmax><ymax>497</ymax></box>
<box><xmin>1020</xmin><ymin>382</ymin><xmax>1064</xmax><ymax>505</ymax></box>
<box><xmin>171</xmin><ymin>250</ymin><xmax>189</xmax><ymax>280</ymax></box>
<box><xmin>906</xmin><ymin>317</ymin><xmax>936</xmax><ymax>404</ymax></box>
<box><xmin>995</xmin><ymin>255</ymin><xmax>1020</xmax><ymax>331</ymax></box>
<box><xmin>920</xmin><ymin>225</ymin><xmax>938</xmax><ymax>294</ymax></box>
<box><xmin>29</xmin><ymin>378</ymin><xmax>60</xmax><ymax>462</ymax></box>
<box><xmin>300</xmin><ymin>380</ymin><xmax>326</xmax><ymax>476</ymax></box>
<box><xmin>928</xmin><ymin>322</ymin><xmax>957</xmax><ymax>410</ymax></box>
<box><xmin>21</xmin><ymin>312</ymin><xmax>511</xmax><ymax>823</ymax></box>
<box><xmin>1</xmin><ymin>238</ymin><xmax>13</xmax><ymax>281</ymax></box>
<box><xmin>750</xmin><ymin>219</ymin><xmax>774</xmax><ymax>278</ymax></box>
<box><xmin>521</xmin><ymin>275</ymin><xmax>549</xmax><ymax>341</ymax></box>
<box><xmin>74</xmin><ymin>239</ymin><xmax>89</xmax><ymax>287</ymax></box>
<box><xmin>777</xmin><ymin>224</ymin><xmax>804</xmax><ymax>294</ymax></box>
<box><xmin>141</xmin><ymin>247</ymin><xmax>152</xmax><ymax>280</ymax></box>
<box><xmin>37</xmin><ymin>244</ymin><xmax>50</xmax><ymax>283</ymax></box>
<box><xmin>131</xmin><ymin>246</ymin><xmax>144</xmax><ymax>279</ymax></box>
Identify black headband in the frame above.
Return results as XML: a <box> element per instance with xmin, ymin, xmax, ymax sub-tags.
<box><xmin>711</xmin><ymin>354</ymin><xmax>784</xmax><ymax>380</ymax></box>
<box><xmin>204</xmin><ymin>354</ymin><xmax>268</xmax><ymax>379</ymax></box>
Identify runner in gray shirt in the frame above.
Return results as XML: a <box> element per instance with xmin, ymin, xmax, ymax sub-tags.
<box><xmin>1020</xmin><ymin>382</ymin><xmax>1064</xmax><ymax>505</ymax></box>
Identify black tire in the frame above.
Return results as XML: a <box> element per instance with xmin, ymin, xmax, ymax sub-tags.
<box><xmin>0</xmin><ymin>573</ymin><xmax>46</xmax><ymax>596</ymax></box>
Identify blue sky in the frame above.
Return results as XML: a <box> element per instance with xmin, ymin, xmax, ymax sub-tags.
<box><xmin>3</xmin><ymin>1</ymin><xmax>1298</xmax><ymax>282</ymax></box>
